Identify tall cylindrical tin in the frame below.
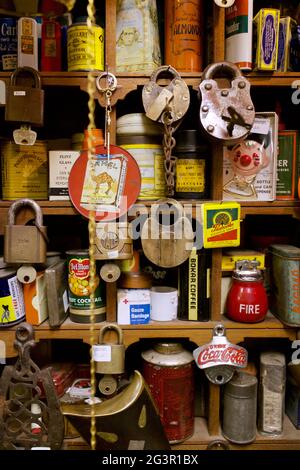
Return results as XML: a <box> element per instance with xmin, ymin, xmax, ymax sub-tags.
<box><xmin>66</xmin><ymin>250</ymin><xmax>106</xmax><ymax>324</ymax></box>
<box><xmin>222</xmin><ymin>371</ymin><xmax>258</xmax><ymax>444</ymax></box>
<box><xmin>141</xmin><ymin>342</ymin><xmax>195</xmax><ymax>443</ymax></box>
<box><xmin>116</xmin><ymin>0</ymin><xmax>161</xmax><ymax>73</ymax></box>
<box><xmin>225</xmin><ymin>0</ymin><xmax>254</xmax><ymax>71</ymax></box>
<box><xmin>164</xmin><ymin>0</ymin><xmax>204</xmax><ymax>73</ymax></box>
<box><xmin>0</xmin><ymin>17</ymin><xmax>17</xmax><ymax>71</ymax></box>
<box><xmin>1</xmin><ymin>140</ymin><xmax>48</xmax><ymax>200</ymax></box>
<box><xmin>41</xmin><ymin>19</ymin><xmax>61</xmax><ymax>71</ymax></box>
<box><xmin>269</xmin><ymin>244</ymin><xmax>300</xmax><ymax>326</ymax></box>
<box><xmin>116</xmin><ymin>113</ymin><xmax>166</xmax><ymax>200</ymax></box>
<box><xmin>0</xmin><ymin>269</ymin><xmax>25</xmax><ymax>328</ymax></box>
<box><xmin>67</xmin><ymin>22</ymin><xmax>104</xmax><ymax>71</ymax></box>
<box><xmin>174</xmin><ymin>129</ymin><xmax>209</xmax><ymax>200</ymax></box>
<box><xmin>258</xmin><ymin>351</ymin><xmax>286</xmax><ymax>435</ymax></box>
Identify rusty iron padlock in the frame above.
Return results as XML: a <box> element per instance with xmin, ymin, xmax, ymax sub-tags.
<box><xmin>5</xmin><ymin>66</ymin><xmax>44</xmax><ymax>126</ymax></box>
<box><xmin>199</xmin><ymin>62</ymin><xmax>255</xmax><ymax>145</ymax></box>
<box><xmin>93</xmin><ymin>222</ymin><xmax>133</xmax><ymax>261</ymax></box>
<box><xmin>94</xmin><ymin>324</ymin><xmax>125</xmax><ymax>375</ymax></box>
<box><xmin>141</xmin><ymin>198</ymin><xmax>194</xmax><ymax>268</ymax></box>
<box><xmin>142</xmin><ymin>65</ymin><xmax>190</xmax><ymax>124</ymax></box>
<box><xmin>4</xmin><ymin>199</ymin><xmax>47</xmax><ymax>265</ymax></box>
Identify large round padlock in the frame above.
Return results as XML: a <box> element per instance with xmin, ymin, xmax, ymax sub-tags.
<box><xmin>199</xmin><ymin>62</ymin><xmax>255</xmax><ymax>145</ymax></box>
<box><xmin>142</xmin><ymin>65</ymin><xmax>190</xmax><ymax>124</ymax></box>
<box><xmin>141</xmin><ymin>199</ymin><xmax>194</xmax><ymax>268</ymax></box>
<box><xmin>94</xmin><ymin>324</ymin><xmax>125</xmax><ymax>375</ymax></box>
<box><xmin>93</xmin><ymin>222</ymin><xmax>133</xmax><ymax>260</ymax></box>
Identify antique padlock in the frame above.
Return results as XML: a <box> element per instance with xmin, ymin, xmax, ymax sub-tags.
<box><xmin>142</xmin><ymin>65</ymin><xmax>190</xmax><ymax>123</ymax></box>
<box><xmin>141</xmin><ymin>199</ymin><xmax>194</xmax><ymax>268</ymax></box>
<box><xmin>4</xmin><ymin>199</ymin><xmax>47</xmax><ymax>264</ymax></box>
<box><xmin>93</xmin><ymin>222</ymin><xmax>133</xmax><ymax>260</ymax></box>
<box><xmin>5</xmin><ymin>66</ymin><xmax>44</xmax><ymax>126</ymax></box>
<box><xmin>193</xmin><ymin>324</ymin><xmax>248</xmax><ymax>385</ymax></box>
<box><xmin>199</xmin><ymin>62</ymin><xmax>255</xmax><ymax>145</ymax></box>
<box><xmin>94</xmin><ymin>323</ymin><xmax>125</xmax><ymax>375</ymax></box>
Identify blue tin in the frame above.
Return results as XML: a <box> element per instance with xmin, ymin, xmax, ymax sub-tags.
<box><xmin>0</xmin><ymin>17</ymin><xmax>17</xmax><ymax>71</ymax></box>
<box><xmin>269</xmin><ymin>244</ymin><xmax>300</xmax><ymax>326</ymax></box>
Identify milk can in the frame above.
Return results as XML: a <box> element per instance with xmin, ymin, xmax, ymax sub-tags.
<box><xmin>141</xmin><ymin>342</ymin><xmax>195</xmax><ymax>443</ymax></box>
<box><xmin>226</xmin><ymin>260</ymin><xmax>268</xmax><ymax>323</ymax></box>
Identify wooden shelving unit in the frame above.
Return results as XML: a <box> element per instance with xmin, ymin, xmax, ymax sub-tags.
<box><xmin>0</xmin><ymin>0</ymin><xmax>300</xmax><ymax>451</ymax></box>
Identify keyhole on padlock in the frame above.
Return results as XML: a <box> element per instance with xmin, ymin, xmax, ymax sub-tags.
<box><xmin>216</xmin><ymin>375</ymin><xmax>224</xmax><ymax>384</ymax></box>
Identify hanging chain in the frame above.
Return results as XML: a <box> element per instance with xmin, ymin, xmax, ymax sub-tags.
<box><xmin>161</xmin><ymin>108</ymin><xmax>181</xmax><ymax>196</ymax></box>
<box><xmin>104</xmin><ymin>89</ymin><xmax>112</xmax><ymax>160</ymax></box>
<box><xmin>86</xmin><ymin>0</ymin><xmax>97</xmax><ymax>452</ymax></box>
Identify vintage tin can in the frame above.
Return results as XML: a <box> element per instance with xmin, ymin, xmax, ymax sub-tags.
<box><xmin>258</xmin><ymin>352</ymin><xmax>286</xmax><ymax>435</ymax></box>
<box><xmin>1</xmin><ymin>139</ymin><xmax>48</xmax><ymax>200</ymax></box>
<box><xmin>269</xmin><ymin>244</ymin><xmax>300</xmax><ymax>326</ymax></box>
<box><xmin>225</xmin><ymin>0</ymin><xmax>253</xmax><ymax>72</ymax></box>
<box><xmin>66</xmin><ymin>250</ymin><xmax>106</xmax><ymax>324</ymax></box>
<box><xmin>141</xmin><ymin>342</ymin><xmax>195</xmax><ymax>443</ymax></box>
<box><xmin>0</xmin><ymin>17</ymin><xmax>17</xmax><ymax>71</ymax></box>
<box><xmin>222</xmin><ymin>371</ymin><xmax>258</xmax><ymax>444</ymax></box>
<box><xmin>0</xmin><ymin>268</ymin><xmax>25</xmax><ymax>328</ymax></box>
<box><xmin>253</xmin><ymin>9</ymin><xmax>280</xmax><ymax>71</ymax></box>
<box><xmin>67</xmin><ymin>22</ymin><xmax>104</xmax><ymax>71</ymax></box>
<box><xmin>164</xmin><ymin>0</ymin><xmax>204</xmax><ymax>73</ymax></box>
<box><xmin>41</xmin><ymin>19</ymin><xmax>61</xmax><ymax>71</ymax></box>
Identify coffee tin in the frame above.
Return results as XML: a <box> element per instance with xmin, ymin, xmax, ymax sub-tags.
<box><xmin>67</xmin><ymin>23</ymin><xmax>104</xmax><ymax>71</ymax></box>
<box><xmin>0</xmin><ymin>17</ymin><xmax>17</xmax><ymax>71</ymax></box>
<box><xmin>66</xmin><ymin>250</ymin><xmax>106</xmax><ymax>323</ymax></box>
<box><xmin>0</xmin><ymin>269</ymin><xmax>25</xmax><ymax>328</ymax></box>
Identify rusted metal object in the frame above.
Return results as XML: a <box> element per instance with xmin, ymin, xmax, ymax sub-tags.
<box><xmin>199</xmin><ymin>62</ymin><xmax>255</xmax><ymax>145</ymax></box>
<box><xmin>0</xmin><ymin>322</ymin><xmax>64</xmax><ymax>449</ymax></box>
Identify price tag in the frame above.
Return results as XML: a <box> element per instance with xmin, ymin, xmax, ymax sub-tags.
<box><xmin>93</xmin><ymin>344</ymin><xmax>112</xmax><ymax>362</ymax></box>
<box><xmin>251</xmin><ymin>118</ymin><xmax>270</xmax><ymax>136</ymax></box>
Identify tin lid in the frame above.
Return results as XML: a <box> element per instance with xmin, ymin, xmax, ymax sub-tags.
<box><xmin>269</xmin><ymin>244</ymin><xmax>300</xmax><ymax>259</ymax></box>
<box><xmin>174</xmin><ymin>129</ymin><xmax>208</xmax><ymax>153</ymax></box>
<box><xmin>119</xmin><ymin>271</ymin><xmax>152</xmax><ymax>289</ymax></box>
<box><xmin>141</xmin><ymin>342</ymin><xmax>193</xmax><ymax>366</ymax></box>
<box><xmin>116</xmin><ymin>113</ymin><xmax>163</xmax><ymax>136</ymax></box>
<box><xmin>65</xmin><ymin>249</ymin><xmax>89</xmax><ymax>257</ymax></box>
<box><xmin>232</xmin><ymin>260</ymin><xmax>263</xmax><ymax>282</ymax></box>
<box><xmin>224</xmin><ymin>371</ymin><xmax>257</xmax><ymax>398</ymax></box>
<box><xmin>260</xmin><ymin>351</ymin><xmax>286</xmax><ymax>369</ymax></box>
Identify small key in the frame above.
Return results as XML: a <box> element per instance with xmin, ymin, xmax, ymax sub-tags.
<box><xmin>13</xmin><ymin>125</ymin><xmax>37</xmax><ymax>145</ymax></box>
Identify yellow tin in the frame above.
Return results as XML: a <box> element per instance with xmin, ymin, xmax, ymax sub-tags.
<box><xmin>67</xmin><ymin>23</ymin><xmax>104</xmax><ymax>71</ymax></box>
<box><xmin>202</xmin><ymin>202</ymin><xmax>241</xmax><ymax>249</ymax></box>
<box><xmin>1</xmin><ymin>139</ymin><xmax>48</xmax><ymax>200</ymax></box>
<box><xmin>253</xmin><ymin>9</ymin><xmax>280</xmax><ymax>71</ymax></box>
<box><xmin>222</xmin><ymin>249</ymin><xmax>265</xmax><ymax>271</ymax></box>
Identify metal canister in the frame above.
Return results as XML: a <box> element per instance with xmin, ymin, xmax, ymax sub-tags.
<box><xmin>0</xmin><ymin>17</ymin><xmax>17</xmax><ymax>71</ymax></box>
<box><xmin>66</xmin><ymin>250</ymin><xmax>106</xmax><ymax>324</ymax></box>
<box><xmin>269</xmin><ymin>244</ymin><xmax>300</xmax><ymax>326</ymax></box>
<box><xmin>141</xmin><ymin>342</ymin><xmax>195</xmax><ymax>443</ymax></box>
<box><xmin>0</xmin><ymin>269</ymin><xmax>25</xmax><ymax>328</ymax></box>
<box><xmin>67</xmin><ymin>22</ymin><xmax>104</xmax><ymax>71</ymax></box>
<box><xmin>222</xmin><ymin>371</ymin><xmax>258</xmax><ymax>444</ymax></box>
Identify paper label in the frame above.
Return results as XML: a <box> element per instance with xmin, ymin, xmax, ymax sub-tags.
<box><xmin>92</xmin><ymin>345</ymin><xmax>111</xmax><ymax>362</ymax></box>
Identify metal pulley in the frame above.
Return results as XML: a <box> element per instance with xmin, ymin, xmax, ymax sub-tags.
<box><xmin>193</xmin><ymin>324</ymin><xmax>248</xmax><ymax>385</ymax></box>
<box><xmin>199</xmin><ymin>62</ymin><xmax>255</xmax><ymax>145</ymax></box>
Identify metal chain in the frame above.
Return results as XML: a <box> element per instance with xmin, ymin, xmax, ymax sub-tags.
<box><xmin>86</xmin><ymin>0</ymin><xmax>97</xmax><ymax>452</ymax></box>
<box><xmin>162</xmin><ymin>110</ymin><xmax>182</xmax><ymax>196</ymax></box>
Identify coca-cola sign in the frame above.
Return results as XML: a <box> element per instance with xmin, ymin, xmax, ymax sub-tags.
<box><xmin>193</xmin><ymin>324</ymin><xmax>248</xmax><ymax>370</ymax></box>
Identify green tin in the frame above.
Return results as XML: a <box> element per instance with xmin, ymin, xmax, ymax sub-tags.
<box><xmin>269</xmin><ymin>244</ymin><xmax>300</xmax><ymax>326</ymax></box>
<box><xmin>66</xmin><ymin>250</ymin><xmax>106</xmax><ymax>324</ymax></box>
<box><xmin>276</xmin><ymin>130</ymin><xmax>299</xmax><ymax>200</ymax></box>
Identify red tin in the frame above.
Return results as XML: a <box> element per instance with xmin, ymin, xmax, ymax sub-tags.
<box><xmin>41</xmin><ymin>19</ymin><xmax>61</xmax><ymax>71</ymax></box>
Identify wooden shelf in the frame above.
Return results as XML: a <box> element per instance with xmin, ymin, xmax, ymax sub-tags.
<box><xmin>2</xmin><ymin>312</ymin><xmax>297</xmax><ymax>358</ymax></box>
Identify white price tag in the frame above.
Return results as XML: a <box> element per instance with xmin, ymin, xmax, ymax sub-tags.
<box><xmin>251</xmin><ymin>118</ymin><xmax>270</xmax><ymax>136</ymax></box>
<box><xmin>107</xmin><ymin>250</ymin><xmax>119</xmax><ymax>259</ymax></box>
<box><xmin>14</xmin><ymin>91</ymin><xmax>26</xmax><ymax>96</ymax></box>
<box><xmin>93</xmin><ymin>344</ymin><xmax>112</xmax><ymax>362</ymax></box>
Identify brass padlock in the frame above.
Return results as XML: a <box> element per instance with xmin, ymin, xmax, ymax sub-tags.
<box><xmin>93</xmin><ymin>222</ymin><xmax>133</xmax><ymax>260</ymax></box>
<box><xmin>4</xmin><ymin>199</ymin><xmax>47</xmax><ymax>264</ymax></box>
<box><xmin>5</xmin><ymin>67</ymin><xmax>44</xmax><ymax>126</ymax></box>
<box><xmin>94</xmin><ymin>324</ymin><xmax>125</xmax><ymax>375</ymax></box>
<box><xmin>142</xmin><ymin>65</ymin><xmax>190</xmax><ymax>123</ymax></box>
<box><xmin>199</xmin><ymin>62</ymin><xmax>255</xmax><ymax>145</ymax></box>
<box><xmin>141</xmin><ymin>198</ymin><xmax>194</xmax><ymax>268</ymax></box>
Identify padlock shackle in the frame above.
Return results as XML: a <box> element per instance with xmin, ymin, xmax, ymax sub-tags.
<box><xmin>149</xmin><ymin>65</ymin><xmax>181</xmax><ymax>83</ymax></box>
<box><xmin>8</xmin><ymin>198</ymin><xmax>43</xmax><ymax>226</ymax></box>
<box><xmin>202</xmin><ymin>62</ymin><xmax>242</xmax><ymax>82</ymax></box>
<box><xmin>98</xmin><ymin>323</ymin><xmax>124</xmax><ymax>345</ymax></box>
<box><xmin>10</xmin><ymin>66</ymin><xmax>41</xmax><ymax>89</ymax></box>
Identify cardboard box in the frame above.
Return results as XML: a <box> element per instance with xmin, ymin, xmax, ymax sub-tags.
<box><xmin>223</xmin><ymin>112</ymin><xmax>278</xmax><ymax>202</ymax></box>
<box><xmin>276</xmin><ymin>130</ymin><xmax>299</xmax><ymax>200</ymax></box>
<box><xmin>117</xmin><ymin>289</ymin><xmax>150</xmax><ymax>325</ymax></box>
<box><xmin>222</xmin><ymin>249</ymin><xmax>265</xmax><ymax>271</ymax></box>
<box><xmin>277</xmin><ymin>17</ymin><xmax>297</xmax><ymax>72</ymax></box>
<box><xmin>49</xmin><ymin>150</ymin><xmax>80</xmax><ymax>200</ymax></box>
<box><xmin>253</xmin><ymin>9</ymin><xmax>280</xmax><ymax>71</ymax></box>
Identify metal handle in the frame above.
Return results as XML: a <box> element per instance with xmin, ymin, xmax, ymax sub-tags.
<box><xmin>202</xmin><ymin>62</ymin><xmax>242</xmax><ymax>81</ymax></box>
<box><xmin>8</xmin><ymin>198</ymin><xmax>43</xmax><ymax>226</ymax></box>
<box><xmin>11</xmin><ymin>66</ymin><xmax>41</xmax><ymax>89</ymax></box>
<box><xmin>98</xmin><ymin>323</ymin><xmax>124</xmax><ymax>345</ymax></box>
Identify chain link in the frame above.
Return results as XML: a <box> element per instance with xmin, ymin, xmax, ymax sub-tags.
<box><xmin>162</xmin><ymin>111</ymin><xmax>181</xmax><ymax>196</ymax></box>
